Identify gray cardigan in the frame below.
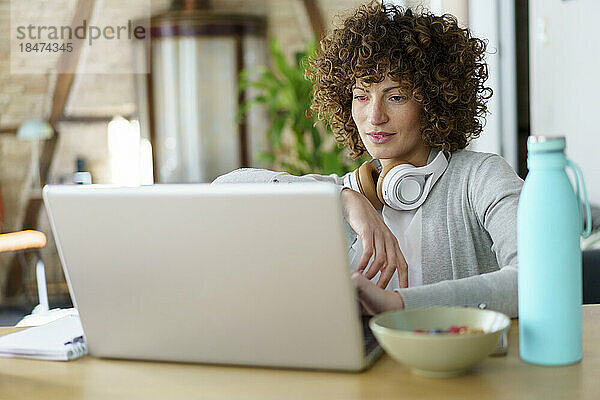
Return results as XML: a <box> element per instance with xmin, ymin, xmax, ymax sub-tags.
<box><xmin>213</xmin><ymin>150</ymin><xmax>523</xmax><ymax>317</ymax></box>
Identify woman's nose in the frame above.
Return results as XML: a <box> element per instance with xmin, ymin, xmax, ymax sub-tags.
<box><xmin>368</xmin><ymin>101</ymin><xmax>388</xmax><ymax>126</ymax></box>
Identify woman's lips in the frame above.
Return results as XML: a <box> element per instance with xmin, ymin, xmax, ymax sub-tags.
<box><xmin>367</xmin><ymin>132</ymin><xmax>396</xmax><ymax>144</ymax></box>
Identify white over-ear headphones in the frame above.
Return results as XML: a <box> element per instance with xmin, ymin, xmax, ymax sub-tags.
<box><xmin>342</xmin><ymin>150</ymin><xmax>449</xmax><ymax>211</ymax></box>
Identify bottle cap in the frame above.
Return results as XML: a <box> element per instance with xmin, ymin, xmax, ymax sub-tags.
<box><xmin>527</xmin><ymin>136</ymin><xmax>566</xmax><ymax>153</ymax></box>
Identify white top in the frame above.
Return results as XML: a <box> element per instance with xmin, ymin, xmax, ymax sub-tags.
<box><xmin>348</xmin><ymin>206</ymin><xmax>422</xmax><ymax>289</ymax></box>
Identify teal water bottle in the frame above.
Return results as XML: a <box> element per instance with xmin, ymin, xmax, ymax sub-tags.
<box><xmin>518</xmin><ymin>136</ymin><xmax>592</xmax><ymax>365</ymax></box>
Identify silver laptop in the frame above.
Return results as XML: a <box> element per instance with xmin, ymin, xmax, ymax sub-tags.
<box><xmin>42</xmin><ymin>183</ymin><xmax>382</xmax><ymax>371</ymax></box>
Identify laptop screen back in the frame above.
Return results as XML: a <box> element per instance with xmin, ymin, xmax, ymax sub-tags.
<box><xmin>43</xmin><ymin>183</ymin><xmax>368</xmax><ymax>370</ymax></box>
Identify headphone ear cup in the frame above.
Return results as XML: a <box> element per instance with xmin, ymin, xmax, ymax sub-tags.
<box><xmin>356</xmin><ymin>163</ymin><xmax>383</xmax><ymax>211</ymax></box>
<box><xmin>376</xmin><ymin>161</ymin><xmax>405</xmax><ymax>208</ymax></box>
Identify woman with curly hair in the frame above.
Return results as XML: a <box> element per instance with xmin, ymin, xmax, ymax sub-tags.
<box><xmin>214</xmin><ymin>1</ymin><xmax>522</xmax><ymax>317</ymax></box>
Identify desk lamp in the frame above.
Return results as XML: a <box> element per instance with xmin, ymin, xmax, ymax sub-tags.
<box><xmin>17</xmin><ymin>119</ymin><xmax>54</xmax><ymax>190</ymax></box>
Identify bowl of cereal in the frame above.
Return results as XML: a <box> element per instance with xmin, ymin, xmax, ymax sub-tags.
<box><xmin>369</xmin><ymin>306</ymin><xmax>510</xmax><ymax>377</ymax></box>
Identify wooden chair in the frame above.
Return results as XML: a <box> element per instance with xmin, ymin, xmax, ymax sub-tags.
<box><xmin>0</xmin><ymin>230</ymin><xmax>49</xmax><ymax>312</ymax></box>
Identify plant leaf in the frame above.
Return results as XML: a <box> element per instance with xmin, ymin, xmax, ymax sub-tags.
<box><xmin>269</xmin><ymin>114</ymin><xmax>287</xmax><ymax>149</ymax></box>
<box><xmin>256</xmin><ymin>151</ymin><xmax>276</xmax><ymax>163</ymax></box>
<box><xmin>236</xmin><ymin>39</ymin><xmax>358</xmax><ymax>175</ymax></box>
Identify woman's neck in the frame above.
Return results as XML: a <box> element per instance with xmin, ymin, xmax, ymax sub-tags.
<box><xmin>379</xmin><ymin>146</ymin><xmax>432</xmax><ymax>169</ymax></box>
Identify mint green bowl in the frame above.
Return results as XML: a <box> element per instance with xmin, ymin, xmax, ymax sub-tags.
<box><xmin>369</xmin><ymin>307</ymin><xmax>510</xmax><ymax>378</ymax></box>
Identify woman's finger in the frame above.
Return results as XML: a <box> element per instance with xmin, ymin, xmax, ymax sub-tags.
<box><xmin>353</xmin><ymin>272</ymin><xmax>376</xmax><ymax>315</ymax></box>
<box><xmin>364</xmin><ymin>231</ymin><xmax>386</xmax><ymax>279</ymax></box>
<box><xmin>375</xmin><ymin>234</ymin><xmax>395</xmax><ymax>288</ymax></box>
<box><xmin>352</xmin><ymin>271</ymin><xmax>404</xmax><ymax>314</ymax></box>
<box><xmin>395</xmin><ymin>243</ymin><xmax>409</xmax><ymax>288</ymax></box>
<box><xmin>376</xmin><ymin>263</ymin><xmax>394</xmax><ymax>288</ymax></box>
<box><xmin>376</xmin><ymin>251</ymin><xmax>395</xmax><ymax>289</ymax></box>
<box><xmin>357</xmin><ymin>232</ymin><xmax>374</xmax><ymax>272</ymax></box>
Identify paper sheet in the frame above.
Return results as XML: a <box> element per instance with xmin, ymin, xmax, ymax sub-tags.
<box><xmin>0</xmin><ymin>314</ymin><xmax>87</xmax><ymax>361</ymax></box>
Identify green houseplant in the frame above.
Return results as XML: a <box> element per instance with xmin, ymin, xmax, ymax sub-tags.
<box><xmin>238</xmin><ymin>39</ymin><xmax>365</xmax><ymax>176</ymax></box>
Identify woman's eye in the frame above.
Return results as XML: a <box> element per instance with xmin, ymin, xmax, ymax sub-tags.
<box><xmin>353</xmin><ymin>95</ymin><xmax>368</xmax><ymax>101</ymax></box>
<box><xmin>389</xmin><ymin>95</ymin><xmax>406</xmax><ymax>103</ymax></box>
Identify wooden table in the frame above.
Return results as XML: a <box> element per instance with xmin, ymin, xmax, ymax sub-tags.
<box><xmin>0</xmin><ymin>305</ymin><xmax>598</xmax><ymax>400</ymax></box>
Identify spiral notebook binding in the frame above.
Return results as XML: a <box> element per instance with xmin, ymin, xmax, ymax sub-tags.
<box><xmin>64</xmin><ymin>335</ymin><xmax>88</xmax><ymax>360</ymax></box>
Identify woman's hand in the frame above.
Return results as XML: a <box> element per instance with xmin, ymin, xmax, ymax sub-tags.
<box><xmin>352</xmin><ymin>272</ymin><xmax>405</xmax><ymax>315</ymax></box>
<box><xmin>341</xmin><ymin>188</ymin><xmax>408</xmax><ymax>288</ymax></box>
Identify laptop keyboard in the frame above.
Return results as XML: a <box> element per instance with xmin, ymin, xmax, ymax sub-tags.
<box><xmin>362</xmin><ymin>316</ymin><xmax>379</xmax><ymax>355</ymax></box>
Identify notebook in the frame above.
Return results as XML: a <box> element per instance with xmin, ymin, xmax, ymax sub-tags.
<box><xmin>43</xmin><ymin>183</ymin><xmax>383</xmax><ymax>371</ymax></box>
<box><xmin>0</xmin><ymin>314</ymin><xmax>87</xmax><ymax>361</ymax></box>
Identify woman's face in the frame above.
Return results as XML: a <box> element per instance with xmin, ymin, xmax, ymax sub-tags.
<box><xmin>351</xmin><ymin>75</ymin><xmax>430</xmax><ymax>167</ymax></box>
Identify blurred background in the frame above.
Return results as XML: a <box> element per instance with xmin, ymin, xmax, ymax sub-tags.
<box><xmin>0</xmin><ymin>0</ymin><xmax>598</xmax><ymax>321</ymax></box>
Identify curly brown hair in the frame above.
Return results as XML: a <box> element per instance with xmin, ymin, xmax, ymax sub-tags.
<box><xmin>305</xmin><ymin>1</ymin><xmax>493</xmax><ymax>158</ymax></box>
